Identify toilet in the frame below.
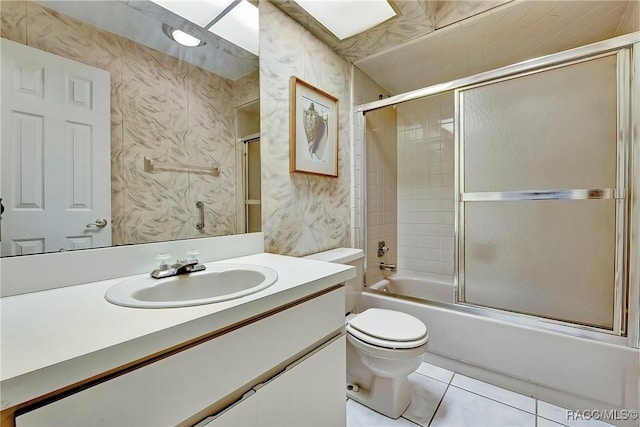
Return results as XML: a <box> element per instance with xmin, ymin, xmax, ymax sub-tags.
<box><xmin>303</xmin><ymin>248</ymin><xmax>429</xmax><ymax>419</ymax></box>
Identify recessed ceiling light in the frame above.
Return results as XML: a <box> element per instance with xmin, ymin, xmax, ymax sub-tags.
<box><xmin>162</xmin><ymin>24</ymin><xmax>205</xmax><ymax>47</ymax></box>
<box><xmin>152</xmin><ymin>0</ymin><xmax>259</xmax><ymax>56</ymax></box>
<box><xmin>294</xmin><ymin>0</ymin><xmax>396</xmax><ymax>40</ymax></box>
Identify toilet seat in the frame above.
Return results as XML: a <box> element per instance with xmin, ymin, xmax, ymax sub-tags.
<box><xmin>346</xmin><ymin>308</ymin><xmax>428</xmax><ymax>349</ymax></box>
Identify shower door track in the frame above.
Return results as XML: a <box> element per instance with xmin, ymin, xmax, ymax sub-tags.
<box><xmin>366</xmin><ymin>288</ymin><xmax>631</xmax><ymax>347</ymax></box>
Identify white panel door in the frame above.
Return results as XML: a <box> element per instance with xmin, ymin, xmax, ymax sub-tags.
<box><xmin>1</xmin><ymin>39</ymin><xmax>111</xmax><ymax>256</ymax></box>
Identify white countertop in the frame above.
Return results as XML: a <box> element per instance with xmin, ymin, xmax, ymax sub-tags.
<box><xmin>0</xmin><ymin>253</ymin><xmax>354</xmax><ymax>410</ymax></box>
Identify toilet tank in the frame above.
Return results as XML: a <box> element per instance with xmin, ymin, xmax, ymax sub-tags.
<box><xmin>303</xmin><ymin>248</ymin><xmax>364</xmax><ymax>315</ymax></box>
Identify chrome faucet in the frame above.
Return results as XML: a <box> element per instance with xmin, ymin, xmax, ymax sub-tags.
<box><xmin>151</xmin><ymin>257</ymin><xmax>206</xmax><ymax>279</ymax></box>
<box><xmin>379</xmin><ymin>262</ymin><xmax>396</xmax><ymax>272</ymax></box>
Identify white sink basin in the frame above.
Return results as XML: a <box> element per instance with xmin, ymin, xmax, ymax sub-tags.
<box><xmin>105</xmin><ymin>264</ymin><xmax>278</xmax><ymax>308</ymax></box>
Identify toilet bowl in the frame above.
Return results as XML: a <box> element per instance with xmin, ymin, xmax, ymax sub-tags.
<box><xmin>303</xmin><ymin>248</ymin><xmax>429</xmax><ymax>419</ymax></box>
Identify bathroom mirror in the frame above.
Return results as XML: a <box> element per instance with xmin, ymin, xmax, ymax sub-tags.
<box><xmin>0</xmin><ymin>0</ymin><xmax>260</xmax><ymax>257</ymax></box>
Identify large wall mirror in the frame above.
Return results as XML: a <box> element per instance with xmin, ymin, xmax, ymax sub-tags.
<box><xmin>0</xmin><ymin>0</ymin><xmax>261</xmax><ymax>257</ymax></box>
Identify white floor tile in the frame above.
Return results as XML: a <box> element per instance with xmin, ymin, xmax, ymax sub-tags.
<box><xmin>450</xmin><ymin>374</ymin><xmax>536</xmax><ymax>414</ymax></box>
<box><xmin>538</xmin><ymin>416</ymin><xmax>569</xmax><ymax>427</ymax></box>
<box><xmin>347</xmin><ymin>399</ymin><xmax>417</xmax><ymax>427</ymax></box>
<box><xmin>537</xmin><ymin>401</ymin><xmax>615</xmax><ymax>427</ymax></box>
<box><xmin>415</xmin><ymin>362</ymin><xmax>454</xmax><ymax>384</ymax></box>
<box><xmin>430</xmin><ymin>386</ymin><xmax>536</xmax><ymax>427</ymax></box>
<box><xmin>401</xmin><ymin>372</ymin><xmax>449</xmax><ymax>426</ymax></box>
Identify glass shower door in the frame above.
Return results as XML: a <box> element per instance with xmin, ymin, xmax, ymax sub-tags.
<box><xmin>457</xmin><ymin>51</ymin><xmax>629</xmax><ymax>332</ymax></box>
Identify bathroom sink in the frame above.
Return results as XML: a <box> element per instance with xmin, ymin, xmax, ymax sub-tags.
<box><xmin>105</xmin><ymin>264</ymin><xmax>278</xmax><ymax>308</ymax></box>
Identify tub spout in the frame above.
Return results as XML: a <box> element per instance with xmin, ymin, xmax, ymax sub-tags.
<box><xmin>379</xmin><ymin>262</ymin><xmax>396</xmax><ymax>271</ymax></box>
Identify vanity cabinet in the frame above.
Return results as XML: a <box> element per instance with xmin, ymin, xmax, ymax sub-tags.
<box><xmin>202</xmin><ymin>335</ymin><xmax>346</xmax><ymax>427</ymax></box>
<box><xmin>15</xmin><ymin>288</ymin><xmax>346</xmax><ymax>426</ymax></box>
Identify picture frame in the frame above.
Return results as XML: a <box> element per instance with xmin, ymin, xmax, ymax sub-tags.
<box><xmin>289</xmin><ymin>76</ymin><xmax>339</xmax><ymax>177</ymax></box>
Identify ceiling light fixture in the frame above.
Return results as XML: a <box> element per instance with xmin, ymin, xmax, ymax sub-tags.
<box><xmin>162</xmin><ymin>24</ymin><xmax>205</xmax><ymax>47</ymax></box>
<box><xmin>293</xmin><ymin>0</ymin><xmax>396</xmax><ymax>40</ymax></box>
<box><xmin>152</xmin><ymin>0</ymin><xmax>259</xmax><ymax>55</ymax></box>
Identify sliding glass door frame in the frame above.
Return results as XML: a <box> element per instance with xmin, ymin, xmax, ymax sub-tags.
<box><xmin>456</xmin><ymin>49</ymin><xmax>630</xmax><ymax>337</ymax></box>
<box><xmin>356</xmin><ymin>33</ymin><xmax>640</xmax><ymax>347</ymax></box>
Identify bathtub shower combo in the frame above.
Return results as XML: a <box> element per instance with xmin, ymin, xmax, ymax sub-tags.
<box><xmin>355</xmin><ymin>34</ymin><xmax>640</xmax><ymax>416</ymax></box>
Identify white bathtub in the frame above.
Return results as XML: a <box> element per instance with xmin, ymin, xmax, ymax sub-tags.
<box><xmin>367</xmin><ymin>272</ymin><xmax>454</xmax><ymax>304</ymax></box>
<box><xmin>361</xmin><ymin>272</ymin><xmax>639</xmax><ymax>425</ymax></box>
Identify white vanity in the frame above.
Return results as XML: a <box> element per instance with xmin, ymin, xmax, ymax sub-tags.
<box><xmin>1</xmin><ymin>234</ymin><xmax>353</xmax><ymax>426</ymax></box>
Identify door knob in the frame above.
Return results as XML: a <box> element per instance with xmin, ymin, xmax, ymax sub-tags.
<box><xmin>86</xmin><ymin>218</ymin><xmax>108</xmax><ymax>228</ymax></box>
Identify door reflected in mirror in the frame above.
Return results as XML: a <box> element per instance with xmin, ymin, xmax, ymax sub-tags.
<box><xmin>0</xmin><ymin>0</ymin><xmax>260</xmax><ymax>257</ymax></box>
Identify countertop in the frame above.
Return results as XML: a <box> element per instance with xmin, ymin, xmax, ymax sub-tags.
<box><xmin>0</xmin><ymin>253</ymin><xmax>354</xmax><ymax>410</ymax></box>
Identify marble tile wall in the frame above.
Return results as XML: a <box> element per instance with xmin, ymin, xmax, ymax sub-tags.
<box><xmin>235</xmin><ymin>70</ymin><xmax>260</xmax><ymax>109</ymax></box>
<box><xmin>1</xmin><ymin>0</ymin><xmax>251</xmax><ymax>246</ymax></box>
<box><xmin>259</xmin><ymin>1</ymin><xmax>351</xmax><ymax>256</ymax></box>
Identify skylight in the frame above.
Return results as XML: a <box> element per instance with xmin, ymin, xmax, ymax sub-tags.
<box><xmin>151</xmin><ymin>0</ymin><xmax>258</xmax><ymax>55</ymax></box>
<box><xmin>209</xmin><ymin>0</ymin><xmax>259</xmax><ymax>55</ymax></box>
<box><xmin>293</xmin><ymin>0</ymin><xmax>396</xmax><ymax>40</ymax></box>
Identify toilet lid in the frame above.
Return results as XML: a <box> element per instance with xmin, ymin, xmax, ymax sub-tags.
<box><xmin>347</xmin><ymin>308</ymin><xmax>428</xmax><ymax>349</ymax></box>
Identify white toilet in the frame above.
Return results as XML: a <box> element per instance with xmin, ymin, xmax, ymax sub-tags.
<box><xmin>303</xmin><ymin>248</ymin><xmax>429</xmax><ymax>419</ymax></box>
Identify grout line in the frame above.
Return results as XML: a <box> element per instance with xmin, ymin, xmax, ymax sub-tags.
<box><xmin>412</xmin><ymin>369</ymin><xmax>453</xmax><ymax>386</ymax></box>
<box><xmin>446</xmin><ymin>383</ymin><xmax>536</xmax><ymax>416</ymax></box>
<box><xmin>424</xmin><ymin>381</ymin><xmax>452</xmax><ymax>426</ymax></box>
<box><xmin>537</xmin><ymin>415</ymin><xmax>570</xmax><ymax>427</ymax></box>
<box><xmin>400</xmin><ymin>415</ymin><xmax>423</xmax><ymax>427</ymax></box>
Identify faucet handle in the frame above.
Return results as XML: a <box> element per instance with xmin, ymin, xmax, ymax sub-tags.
<box><xmin>377</xmin><ymin>241</ymin><xmax>390</xmax><ymax>257</ymax></box>
<box><xmin>185</xmin><ymin>249</ymin><xmax>200</xmax><ymax>258</ymax></box>
<box><xmin>183</xmin><ymin>249</ymin><xmax>200</xmax><ymax>265</ymax></box>
<box><xmin>154</xmin><ymin>253</ymin><xmax>172</xmax><ymax>271</ymax></box>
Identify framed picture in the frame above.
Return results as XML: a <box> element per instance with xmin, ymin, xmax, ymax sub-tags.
<box><xmin>289</xmin><ymin>76</ymin><xmax>339</xmax><ymax>177</ymax></box>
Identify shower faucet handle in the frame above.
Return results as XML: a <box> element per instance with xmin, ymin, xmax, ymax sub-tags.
<box><xmin>377</xmin><ymin>241</ymin><xmax>390</xmax><ymax>257</ymax></box>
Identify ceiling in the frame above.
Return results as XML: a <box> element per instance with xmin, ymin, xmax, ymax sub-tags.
<box><xmin>271</xmin><ymin>0</ymin><xmax>511</xmax><ymax>63</ymax></box>
<box><xmin>35</xmin><ymin>1</ymin><xmax>638</xmax><ymax>91</ymax></box>
<box><xmin>36</xmin><ymin>0</ymin><xmax>258</xmax><ymax>81</ymax></box>
<box><xmin>275</xmin><ymin>0</ymin><xmax>638</xmax><ymax>95</ymax></box>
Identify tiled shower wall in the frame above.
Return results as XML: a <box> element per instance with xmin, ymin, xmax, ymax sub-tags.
<box><xmin>352</xmin><ymin>67</ymin><xmax>396</xmax><ymax>285</ymax></box>
<box><xmin>365</xmin><ymin>107</ymin><xmax>397</xmax><ymax>286</ymax></box>
<box><xmin>352</xmin><ymin>67</ymin><xmax>391</xmax><ymax>253</ymax></box>
<box><xmin>1</xmin><ymin>0</ymin><xmax>258</xmax><ymax>246</ymax></box>
<box><xmin>354</xmin><ymin>72</ymin><xmax>455</xmax><ymax>282</ymax></box>
<box><xmin>396</xmin><ymin>92</ymin><xmax>455</xmax><ymax>277</ymax></box>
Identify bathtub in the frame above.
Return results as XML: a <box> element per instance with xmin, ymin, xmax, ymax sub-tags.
<box><xmin>361</xmin><ymin>272</ymin><xmax>639</xmax><ymax>425</ymax></box>
<box><xmin>367</xmin><ymin>272</ymin><xmax>454</xmax><ymax>304</ymax></box>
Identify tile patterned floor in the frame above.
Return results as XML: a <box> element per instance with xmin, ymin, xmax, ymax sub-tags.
<box><xmin>347</xmin><ymin>362</ymin><xmax>615</xmax><ymax>427</ymax></box>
